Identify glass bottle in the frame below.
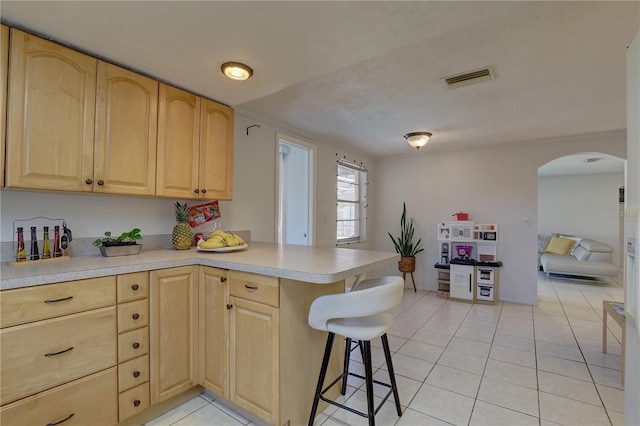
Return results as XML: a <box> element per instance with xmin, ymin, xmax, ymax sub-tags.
<box><xmin>30</xmin><ymin>226</ymin><xmax>39</xmax><ymax>261</ymax></box>
<box><xmin>53</xmin><ymin>225</ymin><xmax>63</xmax><ymax>258</ymax></box>
<box><xmin>16</xmin><ymin>227</ymin><xmax>27</xmax><ymax>262</ymax></box>
<box><xmin>42</xmin><ymin>226</ymin><xmax>51</xmax><ymax>259</ymax></box>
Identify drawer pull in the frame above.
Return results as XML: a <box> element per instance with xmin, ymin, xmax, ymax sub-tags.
<box><xmin>244</xmin><ymin>285</ymin><xmax>258</xmax><ymax>290</ymax></box>
<box><xmin>132</xmin><ymin>313</ymin><xmax>140</xmax><ymax>320</ymax></box>
<box><xmin>131</xmin><ymin>284</ymin><xmax>139</xmax><ymax>291</ymax></box>
<box><xmin>133</xmin><ymin>370</ymin><xmax>141</xmax><ymax>378</ymax></box>
<box><xmin>46</xmin><ymin>413</ymin><xmax>75</xmax><ymax>426</ymax></box>
<box><xmin>44</xmin><ymin>296</ymin><xmax>74</xmax><ymax>304</ymax></box>
<box><xmin>44</xmin><ymin>346</ymin><xmax>74</xmax><ymax>357</ymax></box>
<box><xmin>226</xmin><ymin>304</ymin><xmax>233</xmax><ymax>310</ymax></box>
<box><xmin>220</xmin><ymin>277</ymin><xmax>227</xmax><ymax>283</ymax></box>
<box><xmin>132</xmin><ymin>342</ymin><xmax>140</xmax><ymax>349</ymax></box>
<box><xmin>133</xmin><ymin>399</ymin><xmax>141</xmax><ymax>407</ymax></box>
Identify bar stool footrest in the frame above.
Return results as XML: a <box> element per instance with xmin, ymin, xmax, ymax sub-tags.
<box><xmin>319</xmin><ymin>371</ymin><xmax>395</xmax><ymax>419</ymax></box>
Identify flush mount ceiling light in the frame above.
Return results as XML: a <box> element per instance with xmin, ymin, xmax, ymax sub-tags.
<box><xmin>404</xmin><ymin>132</ymin><xmax>432</xmax><ymax>150</ymax></box>
<box><xmin>221</xmin><ymin>61</ymin><xmax>253</xmax><ymax>81</ymax></box>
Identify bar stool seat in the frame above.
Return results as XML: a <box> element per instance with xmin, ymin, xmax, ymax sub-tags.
<box><xmin>307</xmin><ymin>276</ymin><xmax>404</xmax><ymax>426</ymax></box>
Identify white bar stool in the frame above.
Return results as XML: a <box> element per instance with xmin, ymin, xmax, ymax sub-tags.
<box><xmin>307</xmin><ymin>276</ymin><xmax>404</xmax><ymax>426</ymax></box>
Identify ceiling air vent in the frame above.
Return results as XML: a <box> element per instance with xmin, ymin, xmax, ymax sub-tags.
<box><xmin>442</xmin><ymin>66</ymin><xmax>495</xmax><ymax>89</ymax></box>
<box><xmin>583</xmin><ymin>157</ymin><xmax>602</xmax><ymax>163</ymax></box>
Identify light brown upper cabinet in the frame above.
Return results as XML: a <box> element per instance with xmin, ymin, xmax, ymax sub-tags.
<box><xmin>156</xmin><ymin>84</ymin><xmax>233</xmax><ymax>200</ymax></box>
<box><xmin>199</xmin><ymin>99</ymin><xmax>234</xmax><ymax>200</ymax></box>
<box><xmin>1</xmin><ymin>25</ymin><xmax>9</xmax><ymax>188</ymax></box>
<box><xmin>6</xmin><ymin>29</ymin><xmax>97</xmax><ymax>192</ymax></box>
<box><xmin>94</xmin><ymin>62</ymin><xmax>158</xmax><ymax>196</ymax></box>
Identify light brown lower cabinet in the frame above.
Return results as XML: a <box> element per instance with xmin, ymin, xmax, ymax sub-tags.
<box><xmin>201</xmin><ymin>268</ymin><xmax>346</xmax><ymax>425</ymax></box>
<box><xmin>149</xmin><ymin>266</ymin><xmax>199</xmax><ymax>405</ymax></box>
<box><xmin>0</xmin><ymin>367</ymin><xmax>118</xmax><ymax>426</ymax></box>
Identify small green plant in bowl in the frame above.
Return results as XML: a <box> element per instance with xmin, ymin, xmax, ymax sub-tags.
<box><xmin>94</xmin><ymin>228</ymin><xmax>143</xmax><ymax>247</ymax></box>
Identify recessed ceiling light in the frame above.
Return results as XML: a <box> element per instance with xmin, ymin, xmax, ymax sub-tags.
<box><xmin>221</xmin><ymin>62</ymin><xmax>253</xmax><ymax>81</ymax></box>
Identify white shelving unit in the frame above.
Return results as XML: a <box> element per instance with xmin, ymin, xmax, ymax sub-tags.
<box><xmin>436</xmin><ymin>221</ymin><xmax>500</xmax><ymax>303</ymax></box>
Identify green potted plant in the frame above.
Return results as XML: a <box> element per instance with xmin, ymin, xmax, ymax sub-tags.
<box><xmin>388</xmin><ymin>203</ymin><xmax>424</xmax><ymax>292</ymax></box>
<box><xmin>93</xmin><ymin>228</ymin><xmax>143</xmax><ymax>256</ymax></box>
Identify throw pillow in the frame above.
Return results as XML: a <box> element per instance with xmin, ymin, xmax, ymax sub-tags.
<box><xmin>544</xmin><ymin>237</ymin><xmax>576</xmax><ymax>256</ymax></box>
<box><xmin>560</xmin><ymin>235</ymin><xmax>582</xmax><ymax>256</ymax></box>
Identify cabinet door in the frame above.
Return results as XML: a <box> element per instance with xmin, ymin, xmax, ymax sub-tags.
<box><xmin>229</xmin><ymin>296</ymin><xmax>279</xmax><ymax>423</ymax></box>
<box><xmin>95</xmin><ymin>61</ymin><xmax>157</xmax><ymax>196</ymax></box>
<box><xmin>149</xmin><ymin>266</ymin><xmax>198</xmax><ymax>405</ymax></box>
<box><xmin>6</xmin><ymin>29</ymin><xmax>96</xmax><ymax>191</ymax></box>
<box><xmin>1</xmin><ymin>25</ymin><xmax>8</xmax><ymax>188</ymax></box>
<box><xmin>199</xmin><ymin>99</ymin><xmax>234</xmax><ymax>200</ymax></box>
<box><xmin>156</xmin><ymin>84</ymin><xmax>200</xmax><ymax>198</ymax></box>
<box><xmin>199</xmin><ymin>266</ymin><xmax>229</xmax><ymax>397</ymax></box>
<box><xmin>450</xmin><ymin>264</ymin><xmax>474</xmax><ymax>300</ymax></box>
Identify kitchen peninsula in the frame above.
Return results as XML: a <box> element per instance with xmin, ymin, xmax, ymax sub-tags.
<box><xmin>0</xmin><ymin>243</ymin><xmax>399</xmax><ymax>426</ymax></box>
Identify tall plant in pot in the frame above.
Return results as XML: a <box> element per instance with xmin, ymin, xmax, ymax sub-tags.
<box><xmin>388</xmin><ymin>202</ymin><xmax>424</xmax><ymax>292</ymax></box>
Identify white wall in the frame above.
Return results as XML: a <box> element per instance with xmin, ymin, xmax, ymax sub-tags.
<box><xmin>0</xmin><ymin>191</ymin><xmax>178</xmax><ymax>242</ymax></box>
<box><xmin>371</xmin><ymin>131</ymin><xmax>626</xmax><ymax>305</ymax></box>
<box><xmin>538</xmin><ymin>172</ymin><xmax>624</xmax><ymax>265</ymax></box>
<box><xmin>220</xmin><ymin>112</ymin><xmax>376</xmax><ymax>249</ymax></box>
<box><xmin>624</xmin><ymin>30</ymin><xmax>640</xmax><ymax>426</ymax></box>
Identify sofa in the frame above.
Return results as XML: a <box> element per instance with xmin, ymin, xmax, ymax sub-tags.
<box><xmin>538</xmin><ymin>234</ymin><xmax>618</xmax><ymax>279</ymax></box>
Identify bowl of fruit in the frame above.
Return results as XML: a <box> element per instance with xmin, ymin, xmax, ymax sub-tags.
<box><xmin>196</xmin><ymin>230</ymin><xmax>248</xmax><ymax>252</ymax></box>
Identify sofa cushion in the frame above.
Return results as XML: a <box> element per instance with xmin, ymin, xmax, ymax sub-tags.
<box><xmin>580</xmin><ymin>239</ymin><xmax>613</xmax><ymax>253</ymax></box>
<box><xmin>572</xmin><ymin>245</ymin><xmax>591</xmax><ymax>261</ymax></box>
<box><xmin>544</xmin><ymin>237</ymin><xmax>576</xmax><ymax>256</ymax></box>
<box><xmin>540</xmin><ymin>253</ymin><xmax>618</xmax><ymax>277</ymax></box>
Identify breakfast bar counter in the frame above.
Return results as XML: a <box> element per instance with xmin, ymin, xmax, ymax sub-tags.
<box><xmin>0</xmin><ymin>242</ymin><xmax>400</xmax><ymax>290</ymax></box>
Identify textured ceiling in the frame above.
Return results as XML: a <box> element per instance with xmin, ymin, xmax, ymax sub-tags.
<box><xmin>1</xmin><ymin>1</ymin><xmax>638</xmax><ymax>159</ymax></box>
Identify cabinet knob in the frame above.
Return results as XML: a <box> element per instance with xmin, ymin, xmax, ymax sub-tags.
<box><xmin>201</xmin><ymin>189</ymin><xmax>207</xmax><ymax>194</ymax></box>
<box><xmin>133</xmin><ymin>400</ymin><xmax>141</xmax><ymax>407</ymax></box>
<box><xmin>97</xmin><ymin>180</ymin><xmax>104</xmax><ymax>186</ymax></box>
<box><xmin>132</xmin><ymin>313</ymin><xmax>140</xmax><ymax>320</ymax></box>
<box><xmin>133</xmin><ymin>371</ymin><xmax>141</xmax><ymax>378</ymax></box>
<box><xmin>132</xmin><ymin>342</ymin><xmax>140</xmax><ymax>349</ymax></box>
<box><xmin>220</xmin><ymin>277</ymin><xmax>227</xmax><ymax>283</ymax></box>
<box><xmin>226</xmin><ymin>304</ymin><xmax>233</xmax><ymax>310</ymax></box>
<box><xmin>85</xmin><ymin>178</ymin><xmax>93</xmax><ymax>185</ymax></box>
<box><xmin>194</xmin><ymin>189</ymin><xmax>199</xmax><ymax>193</ymax></box>
<box><xmin>131</xmin><ymin>284</ymin><xmax>139</xmax><ymax>291</ymax></box>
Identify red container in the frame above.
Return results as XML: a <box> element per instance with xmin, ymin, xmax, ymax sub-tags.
<box><xmin>452</xmin><ymin>212</ymin><xmax>469</xmax><ymax>221</ymax></box>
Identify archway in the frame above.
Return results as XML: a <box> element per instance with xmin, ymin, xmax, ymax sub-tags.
<box><xmin>537</xmin><ymin>152</ymin><xmax>625</xmax><ymax>282</ymax></box>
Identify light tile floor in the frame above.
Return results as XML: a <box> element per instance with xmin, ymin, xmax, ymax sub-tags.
<box><xmin>144</xmin><ymin>272</ymin><xmax>625</xmax><ymax>426</ymax></box>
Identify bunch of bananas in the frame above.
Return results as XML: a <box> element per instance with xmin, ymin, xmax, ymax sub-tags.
<box><xmin>197</xmin><ymin>230</ymin><xmax>245</xmax><ymax>249</ymax></box>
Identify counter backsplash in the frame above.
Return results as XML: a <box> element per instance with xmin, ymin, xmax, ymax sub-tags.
<box><xmin>1</xmin><ymin>234</ymin><xmax>173</xmax><ymax>262</ymax></box>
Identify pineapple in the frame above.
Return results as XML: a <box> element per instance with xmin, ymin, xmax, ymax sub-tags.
<box><xmin>172</xmin><ymin>202</ymin><xmax>192</xmax><ymax>250</ymax></box>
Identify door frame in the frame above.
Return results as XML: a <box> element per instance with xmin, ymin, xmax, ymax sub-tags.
<box><xmin>275</xmin><ymin>133</ymin><xmax>316</xmax><ymax>245</ymax></box>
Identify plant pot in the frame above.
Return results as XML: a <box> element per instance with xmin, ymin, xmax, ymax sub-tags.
<box><xmin>99</xmin><ymin>244</ymin><xmax>142</xmax><ymax>257</ymax></box>
<box><xmin>398</xmin><ymin>256</ymin><xmax>416</xmax><ymax>273</ymax></box>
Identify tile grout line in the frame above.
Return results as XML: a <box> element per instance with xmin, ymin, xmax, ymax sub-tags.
<box><xmin>548</xmin><ymin>276</ymin><xmax>615</xmax><ymax>426</ymax></box>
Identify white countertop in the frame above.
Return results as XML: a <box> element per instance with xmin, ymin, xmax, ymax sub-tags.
<box><xmin>0</xmin><ymin>242</ymin><xmax>400</xmax><ymax>290</ymax></box>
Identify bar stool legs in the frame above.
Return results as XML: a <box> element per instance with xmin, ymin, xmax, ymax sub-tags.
<box><xmin>308</xmin><ymin>333</ymin><xmax>402</xmax><ymax>426</ymax></box>
<box><xmin>382</xmin><ymin>334</ymin><xmax>402</xmax><ymax>416</ymax></box>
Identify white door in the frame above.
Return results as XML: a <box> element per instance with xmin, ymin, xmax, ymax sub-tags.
<box><xmin>450</xmin><ymin>265</ymin><xmax>474</xmax><ymax>300</ymax></box>
<box><xmin>276</xmin><ymin>136</ymin><xmax>314</xmax><ymax>245</ymax></box>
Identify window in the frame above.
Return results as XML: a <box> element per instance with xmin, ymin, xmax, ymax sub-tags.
<box><xmin>337</xmin><ymin>160</ymin><xmax>367</xmax><ymax>244</ymax></box>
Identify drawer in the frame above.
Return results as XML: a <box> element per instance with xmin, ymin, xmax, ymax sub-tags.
<box><xmin>117</xmin><ymin>272</ymin><xmax>149</xmax><ymax>303</ymax></box>
<box><xmin>118</xmin><ymin>354</ymin><xmax>149</xmax><ymax>393</ymax></box>
<box><xmin>1</xmin><ymin>276</ymin><xmax>116</xmax><ymax>328</ymax></box>
<box><xmin>229</xmin><ymin>271</ymin><xmax>279</xmax><ymax>308</ymax></box>
<box><xmin>1</xmin><ymin>306</ymin><xmax>117</xmax><ymax>405</ymax></box>
<box><xmin>118</xmin><ymin>299</ymin><xmax>149</xmax><ymax>333</ymax></box>
<box><xmin>118</xmin><ymin>326</ymin><xmax>149</xmax><ymax>363</ymax></box>
<box><xmin>0</xmin><ymin>367</ymin><xmax>118</xmax><ymax>426</ymax></box>
<box><xmin>118</xmin><ymin>382</ymin><xmax>149</xmax><ymax>422</ymax></box>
